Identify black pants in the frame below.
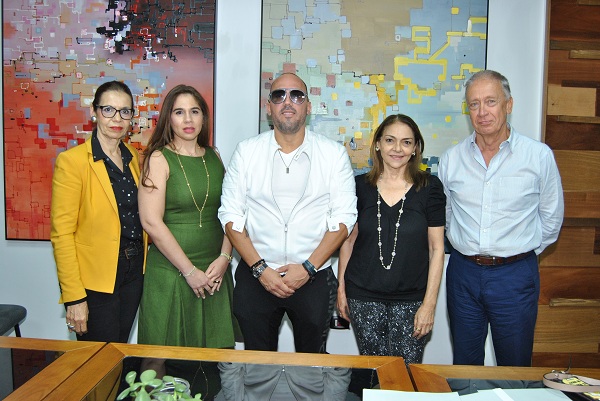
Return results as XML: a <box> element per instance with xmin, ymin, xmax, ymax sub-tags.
<box><xmin>77</xmin><ymin>246</ymin><xmax>144</xmax><ymax>343</ymax></box>
<box><xmin>233</xmin><ymin>261</ymin><xmax>337</xmax><ymax>353</ymax></box>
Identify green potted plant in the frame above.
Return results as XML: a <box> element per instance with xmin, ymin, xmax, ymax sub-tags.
<box><xmin>116</xmin><ymin>369</ymin><xmax>203</xmax><ymax>401</ymax></box>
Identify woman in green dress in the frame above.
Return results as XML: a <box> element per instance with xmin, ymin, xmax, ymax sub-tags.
<box><xmin>138</xmin><ymin>85</ymin><xmax>236</xmax><ymax>376</ymax></box>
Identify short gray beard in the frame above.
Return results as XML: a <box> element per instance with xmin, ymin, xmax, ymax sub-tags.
<box><xmin>273</xmin><ymin>118</ymin><xmax>304</xmax><ymax>135</ymax></box>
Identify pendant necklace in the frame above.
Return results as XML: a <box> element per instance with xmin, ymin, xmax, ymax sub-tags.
<box><xmin>176</xmin><ymin>151</ymin><xmax>210</xmax><ymax>227</ymax></box>
<box><xmin>377</xmin><ymin>181</ymin><xmax>409</xmax><ymax>270</ymax></box>
<box><xmin>277</xmin><ymin>148</ymin><xmax>301</xmax><ymax>174</ymax></box>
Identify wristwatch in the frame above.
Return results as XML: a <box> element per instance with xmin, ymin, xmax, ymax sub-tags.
<box><xmin>252</xmin><ymin>262</ymin><xmax>267</xmax><ymax>279</ymax></box>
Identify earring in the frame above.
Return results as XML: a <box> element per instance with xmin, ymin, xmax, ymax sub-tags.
<box><xmin>375</xmin><ymin>147</ymin><xmax>380</xmax><ymax>151</ymax></box>
<box><xmin>91</xmin><ymin>115</ymin><xmax>97</xmax><ymax>123</ymax></box>
<box><xmin>412</xmin><ymin>152</ymin><xmax>416</xmax><ymax>156</ymax></box>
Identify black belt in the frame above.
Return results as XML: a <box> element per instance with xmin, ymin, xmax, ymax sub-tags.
<box><xmin>463</xmin><ymin>251</ymin><xmax>533</xmax><ymax>266</ymax></box>
<box><xmin>119</xmin><ymin>241</ymin><xmax>144</xmax><ymax>259</ymax></box>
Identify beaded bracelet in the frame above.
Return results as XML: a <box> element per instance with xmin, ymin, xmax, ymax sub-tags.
<box><xmin>250</xmin><ymin>258</ymin><xmax>265</xmax><ymax>270</ymax></box>
<box><xmin>220</xmin><ymin>252</ymin><xmax>233</xmax><ymax>262</ymax></box>
<box><xmin>181</xmin><ymin>266</ymin><xmax>196</xmax><ymax>277</ymax></box>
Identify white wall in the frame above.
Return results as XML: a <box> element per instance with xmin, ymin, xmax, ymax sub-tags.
<box><xmin>0</xmin><ymin>0</ymin><xmax>547</xmax><ymax>365</ymax></box>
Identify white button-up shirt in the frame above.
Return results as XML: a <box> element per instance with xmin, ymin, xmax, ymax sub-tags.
<box><xmin>219</xmin><ymin>129</ymin><xmax>357</xmax><ymax>269</ymax></box>
<box><xmin>438</xmin><ymin>127</ymin><xmax>564</xmax><ymax>256</ymax></box>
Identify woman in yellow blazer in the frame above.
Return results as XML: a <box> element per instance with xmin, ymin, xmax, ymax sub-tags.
<box><xmin>51</xmin><ymin>81</ymin><xmax>147</xmax><ymax>342</ymax></box>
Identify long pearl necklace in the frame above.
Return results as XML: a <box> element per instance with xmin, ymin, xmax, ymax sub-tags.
<box><xmin>175</xmin><ymin>151</ymin><xmax>210</xmax><ymax>228</ymax></box>
<box><xmin>377</xmin><ymin>182</ymin><xmax>409</xmax><ymax>270</ymax></box>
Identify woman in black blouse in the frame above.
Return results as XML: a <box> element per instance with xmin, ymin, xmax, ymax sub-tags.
<box><xmin>51</xmin><ymin>81</ymin><xmax>146</xmax><ymax>342</ymax></box>
<box><xmin>337</xmin><ymin>114</ymin><xmax>445</xmax><ymax>364</ymax></box>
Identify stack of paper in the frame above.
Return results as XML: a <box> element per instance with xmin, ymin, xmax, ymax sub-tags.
<box><xmin>364</xmin><ymin>388</ymin><xmax>571</xmax><ymax>400</ymax></box>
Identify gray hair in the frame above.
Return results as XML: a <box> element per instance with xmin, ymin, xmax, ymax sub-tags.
<box><xmin>465</xmin><ymin>70</ymin><xmax>511</xmax><ymax>100</ymax></box>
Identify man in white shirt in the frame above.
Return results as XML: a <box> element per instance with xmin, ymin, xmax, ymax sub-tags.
<box><xmin>218</xmin><ymin>72</ymin><xmax>357</xmax><ymax>353</ymax></box>
<box><xmin>438</xmin><ymin>70</ymin><xmax>564</xmax><ymax>366</ymax></box>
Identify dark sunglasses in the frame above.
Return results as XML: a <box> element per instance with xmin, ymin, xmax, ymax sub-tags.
<box><xmin>268</xmin><ymin>88</ymin><xmax>307</xmax><ymax>104</ymax></box>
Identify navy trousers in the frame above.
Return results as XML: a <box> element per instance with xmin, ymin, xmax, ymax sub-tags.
<box><xmin>446</xmin><ymin>250</ymin><xmax>539</xmax><ymax>366</ymax></box>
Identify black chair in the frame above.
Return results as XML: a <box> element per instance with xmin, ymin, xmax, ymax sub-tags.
<box><xmin>0</xmin><ymin>305</ymin><xmax>27</xmax><ymax>336</ymax></box>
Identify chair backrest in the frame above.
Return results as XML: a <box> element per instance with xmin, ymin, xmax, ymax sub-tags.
<box><xmin>0</xmin><ymin>304</ymin><xmax>27</xmax><ymax>336</ymax></box>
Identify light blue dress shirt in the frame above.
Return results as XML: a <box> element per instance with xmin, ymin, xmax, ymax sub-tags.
<box><xmin>438</xmin><ymin>127</ymin><xmax>564</xmax><ymax>257</ymax></box>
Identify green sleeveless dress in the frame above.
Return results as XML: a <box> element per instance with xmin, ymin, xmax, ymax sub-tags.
<box><xmin>138</xmin><ymin>147</ymin><xmax>236</xmax><ymax>348</ymax></box>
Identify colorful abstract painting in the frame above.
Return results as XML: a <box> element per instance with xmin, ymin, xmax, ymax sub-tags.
<box><xmin>3</xmin><ymin>0</ymin><xmax>216</xmax><ymax>240</ymax></box>
<box><xmin>260</xmin><ymin>0</ymin><xmax>488</xmax><ymax>174</ymax></box>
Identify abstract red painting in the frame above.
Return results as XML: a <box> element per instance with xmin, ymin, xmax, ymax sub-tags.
<box><xmin>3</xmin><ymin>0</ymin><xmax>216</xmax><ymax>239</ymax></box>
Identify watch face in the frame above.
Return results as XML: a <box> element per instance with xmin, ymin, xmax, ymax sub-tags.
<box><xmin>252</xmin><ymin>265</ymin><xmax>265</xmax><ymax>278</ymax></box>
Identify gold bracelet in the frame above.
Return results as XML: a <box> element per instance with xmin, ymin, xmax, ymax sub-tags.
<box><xmin>220</xmin><ymin>252</ymin><xmax>233</xmax><ymax>262</ymax></box>
<box><xmin>181</xmin><ymin>266</ymin><xmax>196</xmax><ymax>277</ymax></box>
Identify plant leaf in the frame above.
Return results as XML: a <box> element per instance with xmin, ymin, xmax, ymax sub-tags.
<box><xmin>134</xmin><ymin>390</ymin><xmax>152</xmax><ymax>401</ymax></box>
<box><xmin>148</xmin><ymin>378</ymin><xmax>164</xmax><ymax>388</ymax></box>
<box><xmin>140</xmin><ymin>369</ymin><xmax>157</xmax><ymax>383</ymax></box>
<box><xmin>174</xmin><ymin>382</ymin><xmax>187</xmax><ymax>393</ymax></box>
<box><xmin>116</xmin><ymin>387</ymin><xmax>133</xmax><ymax>400</ymax></box>
<box><xmin>125</xmin><ymin>371</ymin><xmax>138</xmax><ymax>385</ymax></box>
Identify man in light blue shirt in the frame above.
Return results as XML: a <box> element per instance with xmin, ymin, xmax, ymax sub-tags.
<box><xmin>438</xmin><ymin>70</ymin><xmax>564</xmax><ymax>366</ymax></box>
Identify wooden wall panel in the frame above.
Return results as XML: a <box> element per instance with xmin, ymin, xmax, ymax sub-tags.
<box><xmin>534</xmin><ymin>342</ymin><xmax>598</xmax><ymax>353</ymax></box>
<box><xmin>534</xmin><ymin>305</ymin><xmax>600</xmax><ymax>353</ymax></box>
<box><xmin>553</xmin><ymin>150</ymin><xmax>600</xmax><ymax>191</ymax></box>
<box><xmin>562</xmin><ymin>191</ymin><xmax>600</xmax><ymax>219</ymax></box>
<box><xmin>551</xmin><ymin>0</ymin><xmax>600</xmax><ymax>41</ymax></box>
<box><xmin>540</xmin><ymin>227</ymin><xmax>600</xmax><ymax>267</ymax></box>
<box><xmin>539</xmin><ymin>0</ymin><xmax>600</xmax><ymax>365</ymax></box>
<box><xmin>550</xmin><ymin>40</ymin><xmax>600</xmax><ymax>51</ymax></box>
<box><xmin>539</xmin><ymin>267</ymin><xmax>600</xmax><ymax>303</ymax></box>
<box><xmin>533</xmin><ymin>352</ymin><xmax>600</xmax><ymax>368</ymax></box>
<box><xmin>545</xmin><ymin>117</ymin><xmax>600</xmax><ymax>150</ymax></box>
<box><xmin>547</xmin><ymin>50</ymin><xmax>600</xmax><ymax>85</ymax></box>
<box><xmin>547</xmin><ymin>84</ymin><xmax>597</xmax><ymax>116</ymax></box>
<box><xmin>571</xmin><ymin>49</ymin><xmax>600</xmax><ymax>60</ymax></box>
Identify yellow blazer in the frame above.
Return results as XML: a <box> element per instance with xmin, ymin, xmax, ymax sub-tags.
<box><xmin>51</xmin><ymin>137</ymin><xmax>147</xmax><ymax>304</ymax></box>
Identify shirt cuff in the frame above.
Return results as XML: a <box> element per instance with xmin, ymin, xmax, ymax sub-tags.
<box><xmin>220</xmin><ymin>212</ymin><xmax>248</xmax><ymax>233</ymax></box>
<box><xmin>64</xmin><ymin>297</ymin><xmax>87</xmax><ymax>307</ymax></box>
<box><xmin>326</xmin><ymin>213</ymin><xmax>356</xmax><ymax>234</ymax></box>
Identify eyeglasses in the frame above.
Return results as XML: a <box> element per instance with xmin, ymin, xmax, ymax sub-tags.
<box><xmin>96</xmin><ymin>105</ymin><xmax>134</xmax><ymax>120</ymax></box>
<box><xmin>268</xmin><ymin>88</ymin><xmax>307</xmax><ymax>105</ymax></box>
